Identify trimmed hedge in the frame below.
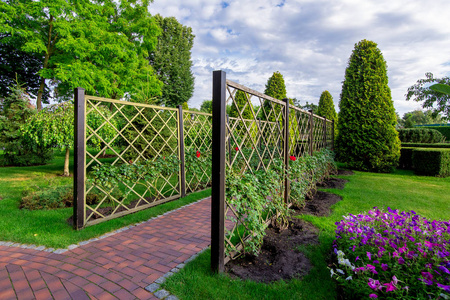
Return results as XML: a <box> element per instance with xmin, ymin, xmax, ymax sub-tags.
<box><xmin>425</xmin><ymin>126</ymin><xmax>450</xmax><ymax>141</ymax></box>
<box><xmin>398</xmin><ymin>128</ymin><xmax>445</xmax><ymax>143</ymax></box>
<box><xmin>412</xmin><ymin>148</ymin><xmax>450</xmax><ymax>177</ymax></box>
<box><xmin>399</xmin><ymin>147</ymin><xmax>414</xmax><ymax>169</ymax></box>
<box><xmin>401</xmin><ymin>143</ymin><xmax>450</xmax><ymax>148</ymax></box>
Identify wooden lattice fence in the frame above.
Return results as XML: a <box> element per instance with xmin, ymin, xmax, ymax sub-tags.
<box><xmin>210</xmin><ymin>70</ymin><xmax>334</xmax><ymax>272</ymax></box>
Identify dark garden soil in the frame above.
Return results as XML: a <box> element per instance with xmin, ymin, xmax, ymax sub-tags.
<box><xmin>337</xmin><ymin>169</ymin><xmax>354</xmax><ymax>176</ymax></box>
<box><xmin>317</xmin><ymin>177</ymin><xmax>348</xmax><ymax>189</ymax></box>
<box><xmin>225</xmin><ymin>175</ymin><xmax>350</xmax><ymax>283</ymax></box>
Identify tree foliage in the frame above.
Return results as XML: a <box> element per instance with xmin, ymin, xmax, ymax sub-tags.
<box><xmin>21</xmin><ymin>102</ymin><xmax>116</xmax><ymax>176</ymax></box>
<box><xmin>317</xmin><ymin>91</ymin><xmax>337</xmax><ymax>122</ymax></box>
<box><xmin>0</xmin><ymin>81</ymin><xmax>52</xmax><ymax>166</ymax></box>
<box><xmin>336</xmin><ymin>39</ymin><xmax>400</xmax><ymax>172</ymax></box>
<box><xmin>229</xmin><ymin>90</ymin><xmax>254</xmax><ymax>120</ymax></box>
<box><xmin>262</xmin><ymin>71</ymin><xmax>286</xmax><ymax>121</ymax></box>
<box><xmin>406</xmin><ymin>73</ymin><xmax>450</xmax><ymax>120</ymax></box>
<box><xmin>301</xmin><ymin>101</ymin><xmax>318</xmax><ymax>114</ymax></box>
<box><xmin>400</xmin><ymin>110</ymin><xmax>444</xmax><ymax>128</ymax></box>
<box><xmin>149</xmin><ymin>14</ymin><xmax>195</xmax><ymax>107</ymax></box>
<box><xmin>0</xmin><ymin>0</ymin><xmax>162</xmax><ymax>108</ymax></box>
<box><xmin>200</xmin><ymin>100</ymin><xmax>212</xmax><ymax>114</ymax></box>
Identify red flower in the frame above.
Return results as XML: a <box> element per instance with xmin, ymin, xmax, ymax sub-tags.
<box><xmin>129</xmin><ymin>160</ymin><xmax>133</xmax><ymax>164</ymax></box>
<box><xmin>196</xmin><ymin>151</ymin><xmax>201</xmax><ymax>158</ymax></box>
<box><xmin>235</xmin><ymin>147</ymin><xmax>239</xmax><ymax>151</ymax></box>
<box><xmin>289</xmin><ymin>156</ymin><xmax>296</xmax><ymax>161</ymax></box>
<box><xmin>163</xmin><ymin>156</ymin><xmax>165</xmax><ymax>160</ymax></box>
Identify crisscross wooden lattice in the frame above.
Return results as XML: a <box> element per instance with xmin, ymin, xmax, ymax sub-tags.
<box><xmin>289</xmin><ymin>105</ymin><xmax>311</xmax><ymax>157</ymax></box>
<box><xmin>183</xmin><ymin>111</ymin><xmax>213</xmax><ymax>193</ymax></box>
<box><xmin>224</xmin><ymin>80</ymin><xmax>287</xmax><ymax>259</ymax></box>
<box><xmin>83</xmin><ymin>96</ymin><xmax>181</xmax><ymax>226</ymax></box>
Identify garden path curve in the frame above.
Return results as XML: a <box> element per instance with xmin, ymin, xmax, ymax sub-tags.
<box><xmin>0</xmin><ymin>197</ymin><xmax>212</xmax><ymax>300</ymax></box>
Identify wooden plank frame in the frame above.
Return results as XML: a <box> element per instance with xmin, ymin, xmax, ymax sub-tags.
<box><xmin>74</xmin><ymin>87</ymin><xmax>86</xmax><ymax>230</ymax></box>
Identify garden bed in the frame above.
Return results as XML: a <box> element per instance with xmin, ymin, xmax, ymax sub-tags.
<box><xmin>225</xmin><ymin>177</ymin><xmax>347</xmax><ymax>282</ymax></box>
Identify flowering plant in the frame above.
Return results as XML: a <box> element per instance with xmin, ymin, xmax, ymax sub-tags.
<box><xmin>330</xmin><ymin>207</ymin><xmax>450</xmax><ymax>299</ymax></box>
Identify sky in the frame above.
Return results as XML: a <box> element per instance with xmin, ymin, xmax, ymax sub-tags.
<box><xmin>148</xmin><ymin>0</ymin><xmax>450</xmax><ymax>117</ymax></box>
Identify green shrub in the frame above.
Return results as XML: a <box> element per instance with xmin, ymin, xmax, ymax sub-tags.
<box><xmin>20</xmin><ymin>185</ymin><xmax>101</xmax><ymax>210</ymax></box>
<box><xmin>398</xmin><ymin>147</ymin><xmax>414</xmax><ymax>169</ymax></box>
<box><xmin>398</xmin><ymin>128</ymin><xmax>445</xmax><ymax>143</ymax></box>
<box><xmin>401</xmin><ymin>142</ymin><xmax>450</xmax><ymax>148</ymax></box>
<box><xmin>425</xmin><ymin>126</ymin><xmax>450</xmax><ymax>141</ymax></box>
<box><xmin>412</xmin><ymin>148</ymin><xmax>450</xmax><ymax>177</ymax></box>
<box><xmin>335</xmin><ymin>40</ymin><xmax>400</xmax><ymax>172</ymax></box>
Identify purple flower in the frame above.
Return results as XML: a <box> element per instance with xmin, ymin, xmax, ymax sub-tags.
<box><xmin>367</xmin><ymin>252</ymin><xmax>372</xmax><ymax>260</ymax></box>
<box><xmin>381</xmin><ymin>263</ymin><xmax>388</xmax><ymax>271</ymax></box>
<box><xmin>398</xmin><ymin>257</ymin><xmax>405</xmax><ymax>265</ymax></box>
<box><xmin>438</xmin><ymin>266</ymin><xmax>450</xmax><ymax>274</ymax></box>
<box><xmin>368</xmin><ymin>278</ymin><xmax>381</xmax><ymax>290</ymax></box>
<box><xmin>384</xmin><ymin>282</ymin><xmax>397</xmax><ymax>292</ymax></box>
<box><xmin>369</xmin><ymin>294</ymin><xmax>378</xmax><ymax>298</ymax></box>
<box><xmin>437</xmin><ymin>283</ymin><xmax>450</xmax><ymax>292</ymax></box>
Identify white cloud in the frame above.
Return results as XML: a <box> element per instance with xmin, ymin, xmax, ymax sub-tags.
<box><xmin>149</xmin><ymin>0</ymin><xmax>450</xmax><ymax>117</ymax></box>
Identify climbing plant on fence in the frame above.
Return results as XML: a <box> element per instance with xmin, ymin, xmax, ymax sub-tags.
<box><xmin>73</xmin><ymin>89</ymin><xmax>213</xmax><ymax>229</ymax></box>
<box><xmin>210</xmin><ymin>71</ymin><xmax>335</xmax><ymax>272</ymax></box>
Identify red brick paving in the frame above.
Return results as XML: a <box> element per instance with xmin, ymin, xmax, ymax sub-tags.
<box><xmin>0</xmin><ymin>197</ymin><xmax>213</xmax><ymax>299</ymax></box>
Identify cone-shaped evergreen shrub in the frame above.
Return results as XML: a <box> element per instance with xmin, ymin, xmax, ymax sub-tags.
<box><xmin>262</xmin><ymin>71</ymin><xmax>286</xmax><ymax>121</ymax></box>
<box><xmin>317</xmin><ymin>90</ymin><xmax>337</xmax><ymax>122</ymax></box>
<box><xmin>336</xmin><ymin>40</ymin><xmax>400</xmax><ymax>172</ymax></box>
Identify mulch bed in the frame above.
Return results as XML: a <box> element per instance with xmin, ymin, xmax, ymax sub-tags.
<box><xmin>225</xmin><ymin>173</ymin><xmax>351</xmax><ymax>283</ymax></box>
<box><xmin>337</xmin><ymin>169</ymin><xmax>354</xmax><ymax>176</ymax></box>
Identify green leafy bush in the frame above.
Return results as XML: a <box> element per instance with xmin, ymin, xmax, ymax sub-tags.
<box><xmin>401</xmin><ymin>143</ymin><xmax>450</xmax><ymax>148</ymax></box>
<box><xmin>398</xmin><ymin>128</ymin><xmax>445</xmax><ymax>143</ymax></box>
<box><xmin>225</xmin><ymin>149</ymin><xmax>336</xmax><ymax>257</ymax></box>
<box><xmin>20</xmin><ymin>185</ymin><xmax>100</xmax><ymax>210</ymax></box>
<box><xmin>412</xmin><ymin>148</ymin><xmax>450</xmax><ymax>177</ymax></box>
<box><xmin>185</xmin><ymin>148</ymin><xmax>211</xmax><ymax>192</ymax></box>
<box><xmin>335</xmin><ymin>40</ymin><xmax>400</xmax><ymax>172</ymax></box>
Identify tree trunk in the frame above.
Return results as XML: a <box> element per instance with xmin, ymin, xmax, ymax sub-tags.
<box><xmin>63</xmin><ymin>147</ymin><xmax>70</xmax><ymax>176</ymax></box>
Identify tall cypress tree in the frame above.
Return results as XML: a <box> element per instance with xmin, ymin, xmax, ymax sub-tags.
<box><xmin>336</xmin><ymin>40</ymin><xmax>400</xmax><ymax>172</ymax></box>
<box><xmin>149</xmin><ymin>15</ymin><xmax>195</xmax><ymax>107</ymax></box>
<box><xmin>317</xmin><ymin>91</ymin><xmax>337</xmax><ymax>122</ymax></box>
<box><xmin>262</xmin><ymin>71</ymin><xmax>286</xmax><ymax>121</ymax></box>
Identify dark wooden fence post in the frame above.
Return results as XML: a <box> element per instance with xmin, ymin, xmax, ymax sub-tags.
<box><xmin>178</xmin><ymin>105</ymin><xmax>186</xmax><ymax>198</ymax></box>
<box><xmin>211</xmin><ymin>70</ymin><xmax>226</xmax><ymax>273</ymax></box>
<box><xmin>331</xmin><ymin>120</ymin><xmax>335</xmax><ymax>150</ymax></box>
<box><xmin>323</xmin><ymin>118</ymin><xmax>327</xmax><ymax>150</ymax></box>
<box><xmin>74</xmin><ymin>87</ymin><xmax>85</xmax><ymax>230</ymax></box>
<box><xmin>308</xmin><ymin>110</ymin><xmax>314</xmax><ymax>155</ymax></box>
<box><xmin>283</xmin><ymin>99</ymin><xmax>290</xmax><ymax>204</ymax></box>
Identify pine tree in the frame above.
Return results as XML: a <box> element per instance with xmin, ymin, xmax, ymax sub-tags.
<box><xmin>229</xmin><ymin>90</ymin><xmax>253</xmax><ymax>120</ymax></box>
<box><xmin>335</xmin><ymin>40</ymin><xmax>400</xmax><ymax>172</ymax></box>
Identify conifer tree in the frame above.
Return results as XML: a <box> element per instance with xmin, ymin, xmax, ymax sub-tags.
<box><xmin>262</xmin><ymin>71</ymin><xmax>286</xmax><ymax>121</ymax></box>
<box><xmin>336</xmin><ymin>40</ymin><xmax>400</xmax><ymax>172</ymax></box>
<box><xmin>317</xmin><ymin>91</ymin><xmax>337</xmax><ymax>122</ymax></box>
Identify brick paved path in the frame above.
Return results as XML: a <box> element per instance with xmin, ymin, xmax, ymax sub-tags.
<box><xmin>0</xmin><ymin>197</ymin><xmax>212</xmax><ymax>300</ymax></box>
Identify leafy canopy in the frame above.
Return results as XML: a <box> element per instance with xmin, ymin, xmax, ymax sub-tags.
<box><xmin>406</xmin><ymin>72</ymin><xmax>450</xmax><ymax>120</ymax></box>
<box><xmin>317</xmin><ymin>91</ymin><xmax>337</xmax><ymax>122</ymax></box>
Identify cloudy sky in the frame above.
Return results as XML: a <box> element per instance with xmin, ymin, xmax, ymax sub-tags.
<box><xmin>149</xmin><ymin>0</ymin><xmax>450</xmax><ymax>117</ymax></box>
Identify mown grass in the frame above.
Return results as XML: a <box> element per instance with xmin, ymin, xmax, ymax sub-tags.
<box><xmin>0</xmin><ymin>150</ymin><xmax>211</xmax><ymax>248</ymax></box>
<box><xmin>162</xmin><ymin>168</ymin><xmax>450</xmax><ymax>299</ymax></box>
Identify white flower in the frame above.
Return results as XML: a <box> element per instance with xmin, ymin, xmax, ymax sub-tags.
<box><xmin>440</xmin><ymin>294</ymin><xmax>449</xmax><ymax>300</ymax></box>
<box><xmin>345</xmin><ymin>276</ymin><xmax>353</xmax><ymax>281</ymax></box>
<box><xmin>330</xmin><ymin>269</ymin><xmax>336</xmax><ymax>278</ymax></box>
<box><xmin>337</xmin><ymin>269</ymin><xmax>345</xmax><ymax>275</ymax></box>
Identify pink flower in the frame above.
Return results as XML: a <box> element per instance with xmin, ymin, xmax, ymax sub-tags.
<box><xmin>384</xmin><ymin>282</ymin><xmax>396</xmax><ymax>292</ymax></box>
<box><xmin>368</xmin><ymin>278</ymin><xmax>381</xmax><ymax>290</ymax></box>
<box><xmin>367</xmin><ymin>252</ymin><xmax>372</xmax><ymax>260</ymax></box>
<box><xmin>369</xmin><ymin>294</ymin><xmax>378</xmax><ymax>298</ymax></box>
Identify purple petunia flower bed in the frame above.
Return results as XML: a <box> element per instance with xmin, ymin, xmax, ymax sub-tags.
<box><xmin>330</xmin><ymin>207</ymin><xmax>450</xmax><ymax>299</ymax></box>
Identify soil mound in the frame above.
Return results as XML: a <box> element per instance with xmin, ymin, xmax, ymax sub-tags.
<box><xmin>317</xmin><ymin>178</ymin><xmax>348</xmax><ymax>189</ymax></box>
<box><xmin>301</xmin><ymin>191</ymin><xmax>342</xmax><ymax>217</ymax></box>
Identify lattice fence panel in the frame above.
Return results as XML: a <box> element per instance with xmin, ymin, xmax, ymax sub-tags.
<box><xmin>325</xmin><ymin>120</ymin><xmax>334</xmax><ymax>149</ymax></box>
<box><xmin>224</xmin><ymin>80</ymin><xmax>287</xmax><ymax>260</ymax></box>
<box><xmin>183</xmin><ymin>111</ymin><xmax>213</xmax><ymax>193</ymax></box>
<box><xmin>83</xmin><ymin>96</ymin><xmax>181</xmax><ymax>226</ymax></box>
<box><xmin>311</xmin><ymin>116</ymin><xmax>326</xmax><ymax>152</ymax></box>
<box><xmin>289</xmin><ymin>105</ymin><xmax>311</xmax><ymax>157</ymax></box>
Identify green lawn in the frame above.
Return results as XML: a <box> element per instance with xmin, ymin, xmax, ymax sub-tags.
<box><xmin>0</xmin><ymin>150</ymin><xmax>211</xmax><ymax>248</ymax></box>
<box><xmin>162</xmin><ymin>169</ymin><xmax>450</xmax><ymax>300</ymax></box>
